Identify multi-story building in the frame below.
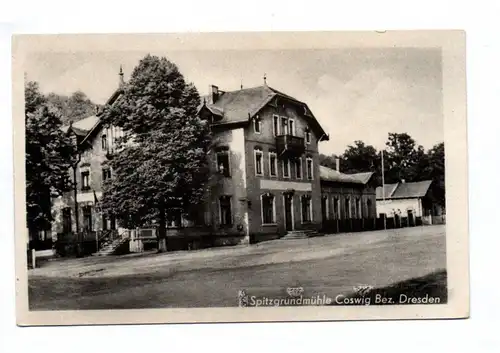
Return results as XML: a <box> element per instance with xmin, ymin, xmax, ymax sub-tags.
<box><xmin>198</xmin><ymin>83</ymin><xmax>330</xmax><ymax>244</ymax></box>
<box><xmin>51</xmin><ymin>70</ymin><xmax>377</xmax><ymax>254</ymax></box>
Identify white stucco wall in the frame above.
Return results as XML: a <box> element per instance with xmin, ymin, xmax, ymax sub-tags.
<box><xmin>376</xmin><ymin>198</ymin><xmax>423</xmax><ymax>217</ymax></box>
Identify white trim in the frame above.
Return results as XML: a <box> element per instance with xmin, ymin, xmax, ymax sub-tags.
<box><xmin>254</xmin><ymin>148</ymin><xmax>264</xmax><ymax>176</ymax></box>
<box><xmin>282</xmin><ymin>158</ymin><xmax>291</xmax><ymax>178</ymax></box>
<box><xmin>295</xmin><ymin>157</ymin><xmax>302</xmax><ymax>179</ymax></box>
<box><xmin>288</xmin><ymin>118</ymin><xmax>295</xmax><ymax>136</ymax></box>
<box><xmin>306</xmin><ymin>157</ymin><xmax>314</xmax><ymax>180</ymax></box>
<box><xmin>260</xmin><ymin>193</ymin><xmax>277</xmax><ymax>225</ymax></box>
<box><xmin>305</xmin><ymin>129</ymin><xmax>311</xmax><ymax>144</ymax></box>
<box><xmin>272</xmin><ymin>115</ymin><xmax>280</xmax><ymax>136</ymax></box>
<box><xmin>283</xmin><ymin>195</ymin><xmax>295</xmax><ymax>231</ymax></box>
<box><xmin>268</xmin><ymin>151</ymin><xmax>278</xmax><ymax>177</ymax></box>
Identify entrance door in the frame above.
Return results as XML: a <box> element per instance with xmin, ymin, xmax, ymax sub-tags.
<box><xmin>284</xmin><ymin>195</ymin><xmax>293</xmax><ymax>231</ymax></box>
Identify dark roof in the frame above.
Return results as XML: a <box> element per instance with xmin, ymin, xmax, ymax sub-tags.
<box><xmin>376</xmin><ymin>180</ymin><xmax>432</xmax><ymax>200</ymax></box>
<box><xmin>375</xmin><ymin>183</ymin><xmax>398</xmax><ymax>199</ymax></box>
<box><xmin>200</xmin><ymin>85</ymin><xmax>328</xmax><ymax>138</ymax></box>
<box><xmin>320</xmin><ymin>166</ymin><xmax>373</xmax><ymax>185</ymax></box>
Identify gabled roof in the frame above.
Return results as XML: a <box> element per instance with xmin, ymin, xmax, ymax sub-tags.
<box><xmin>375</xmin><ymin>183</ymin><xmax>398</xmax><ymax>199</ymax></box>
<box><xmin>199</xmin><ymin>85</ymin><xmax>328</xmax><ymax>139</ymax></box>
<box><xmin>320</xmin><ymin>166</ymin><xmax>374</xmax><ymax>185</ymax></box>
<box><xmin>376</xmin><ymin>180</ymin><xmax>432</xmax><ymax>200</ymax></box>
<box><xmin>61</xmin><ymin>115</ymin><xmax>99</xmax><ymax>135</ymax></box>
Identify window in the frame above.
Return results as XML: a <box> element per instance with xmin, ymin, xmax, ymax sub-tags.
<box><xmin>101</xmin><ymin>134</ymin><xmax>107</xmax><ymax>150</ymax></box>
<box><xmin>273</xmin><ymin>115</ymin><xmax>279</xmax><ymax>136</ymax></box>
<box><xmin>167</xmin><ymin>209</ymin><xmax>183</xmax><ymax>228</ymax></box>
<box><xmin>295</xmin><ymin>158</ymin><xmax>302</xmax><ymax>179</ymax></box>
<box><xmin>334</xmin><ymin>197</ymin><xmax>340</xmax><ymax>219</ymax></box>
<box><xmin>219</xmin><ymin>196</ymin><xmax>232</xmax><ymax>226</ymax></box>
<box><xmin>322</xmin><ymin>196</ymin><xmax>329</xmax><ymax>220</ymax></box>
<box><xmin>306</xmin><ymin>157</ymin><xmax>313</xmax><ymax>180</ymax></box>
<box><xmin>216</xmin><ymin>148</ymin><xmax>230</xmax><ymax>177</ymax></box>
<box><xmin>102</xmin><ymin>214</ymin><xmax>108</xmax><ymax>230</ymax></box>
<box><xmin>83</xmin><ymin>206</ymin><xmax>92</xmax><ymax>231</ymax></box>
<box><xmin>253</xmin><ymin>118</ymin><xmax>261</xmax><ymax>134</ymax></box>
<box><xmin>254</xmin><ymin>148</ymin><xmax>263</xmax><ymax>176</ymax></box>
<box><xmin>81</xmin><ymin>170</ymin><xmax>90</xmax><ymax>190</ymax></box>
<box><xmin>301</xmin><ymin>195</ymin><xmax>312</xmax><ymax>223</ymax></box>
<box><xmin>282</xmin><ymin>158</ymin><xmax>290</xmax><ymax>178</ymax></box>
<box><xmin>269</xmin><ymin>151</ymin><xmax>277</xmax><ymax>177</ymax></box>
<box><xmin>102</xmin><ymin>168</ymin><xmax>111</xmax><ymax>181</ymax></box>
<box><xmin>367</xmin><ymin>199</ymin><xmax>372</xmax><ymax>218</ymax></box>
<box><xmin>281</xmin><ymin>117</ymin><xmax>289</xmax><ymax>135</ymax></box>
<box><xmin>62</xmin><ymin>208</ymin><xmax>72</xmax><ymax>233</ymax></box>
<box><xmin>345</xmin><ymin>197</ymin><xmax>351</xmax><ymax>219</ymax></box>
<box><xmin>288</xmin><ymin>119</ymin><xmax>295</xmax><ymax>136</ymax></box>
<box><xmin>356</xmin><ymin>197</ymin><xmax>362</xmax><ymax>219</ymax></box>
<box><xmin>305</xmin><ymin>128</ymin><xmax>311</xmax><ymax>144</ymax></box>
<box><xmin>261</xmin><ymin>193</ymin><xmax>276</xmax><ymax>225</ymax></box>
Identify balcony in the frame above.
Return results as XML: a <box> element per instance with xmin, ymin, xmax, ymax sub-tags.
<box><xmin>276</xmin><ymin>134</ymin><xmax>305</xmax><ymax>157</ymax></box>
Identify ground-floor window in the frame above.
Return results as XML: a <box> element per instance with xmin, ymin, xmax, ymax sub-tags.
<box><xmin>82</xmin><ymin>206</ymin><xmax>93</xmax><ymax>231</ymax></box>
<box><xmin>334</xmin><ymin>197</ymin><xmax>340</xmax><ymax>219</ymax></box>
<box><xmin>321</xmin><ymin>195</ymin><xmax>329</xmax><ymax>220</ymax></box>
<box><xmin>219</xmin><ymin>196</ymin><xmax>232</xmax><ymax>226</ymax></box>
<box><xmin>345</xmin><ymin>197</ymin><xmax>351</xmax><ymax>219</ymax></box>
<box><xmin>62</xmin><ymin>207</ymin><xmax>72</xmax><ymax>233</ymax></box>
<box><xmin>356</xmin><ymin>197</ymin><xmax>362</xmax><ymax>218</ymax></box>
<box><xmin>301</xmin><ymin>195</ymin><xmax>312</xmax><ymax>223</ymax></box>
<box><xmin>261</xmin><ymin>193</ymin><xmax>276</xmax><ymax>224</ymax></box>
<box><xmin>167</xmin><ymin>208</ymin><xmax>183</xmax><ymax>228</ymax></box>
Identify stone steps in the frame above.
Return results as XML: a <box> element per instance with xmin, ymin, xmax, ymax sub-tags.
<box><xmin>93</xmin><ymin>238</ymin><xmax>128</xmax><ymax>256</ymax></box>
<box><xmin>282</xmin><ymin>229</ymin><xmax>321</xmax><ymax>239</ymax></box>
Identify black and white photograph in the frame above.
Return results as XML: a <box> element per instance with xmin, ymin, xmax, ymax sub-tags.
<box><xmin>13</xmin><ymin>31</ymin><xmax>468</xmax><ymax>325</ymax></box>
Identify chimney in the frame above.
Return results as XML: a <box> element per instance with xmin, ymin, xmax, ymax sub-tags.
<box><xmin>335</xmin><ymin>158</ymin><xmax>340</xmax><ymax>172</ymax></box>
<box><xmin>119</xmin><ymin>65</ymin><xmax>124</xmax><ymax>88</ymax></box>
<box><xmin>210</xmin><ymin>85</ymin><xmax>219</xmax><ymax>103</ymax></box>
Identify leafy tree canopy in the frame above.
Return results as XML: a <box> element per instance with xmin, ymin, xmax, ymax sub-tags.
<box><xmin>99</xmin><ymin>55</ymin><xmax>211</xmax><ymax>249</ymax></box>
<box><xmin>46</xmin><ymin>91</ymin><xmax>101</xmax><ymax>125</ymax></box>
<box><xmin>25</xmin><ymin>81</ymin><xmax>78</xmax><ymax>236</ymax></box>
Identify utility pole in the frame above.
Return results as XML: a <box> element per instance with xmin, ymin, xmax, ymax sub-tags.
<box><xmin>381</xmin><ymin>150</ymin><xmax>387</xmax><ymax>230</ymax></box>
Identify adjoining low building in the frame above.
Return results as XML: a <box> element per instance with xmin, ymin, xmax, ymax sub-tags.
<box><xmin>319</xmin><ymin>161</ymin><xmax>377</xmax><ymax>233</ymax></box>
<box><xmin>375</xmin><ymin>180</ymin><xmax>445</xmax><ymax>226</ymax></box>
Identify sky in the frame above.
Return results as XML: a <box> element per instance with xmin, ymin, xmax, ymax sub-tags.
<box><xmin>25</xmin><ymin>47</ymin><xmax>443</xmax><ymax>156</ymax></box>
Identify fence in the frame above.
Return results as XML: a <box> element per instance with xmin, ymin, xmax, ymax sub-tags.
<box><xmin>321</xmin><ymin>214</ymin><xmax>445</xmax><ymax>234</ymax></box>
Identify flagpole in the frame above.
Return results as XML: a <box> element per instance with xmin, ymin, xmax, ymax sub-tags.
<box><xmin>381</xmin><ymin>150</ymin><xmax>386</xmax><ymax>230</ymax></box>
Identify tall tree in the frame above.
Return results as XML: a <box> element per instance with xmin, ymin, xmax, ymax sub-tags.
<box><xmin>422</xmin><ymin>142</ymin><xmax>445</xmax><ymax>208</ymax></box>
<box><xmin>319</xmin><ymin>153</ymin><xmax>339</xmax><ymax>170</ymax></box>
<box><xmin>46</xmin><ymin>91</ymin><xmax>100</xmax><ymax>125</ymax></box>
<box><xmin>99</xmin><ymin>54</ymin><xmax>211</xmax><ymax>252</ymax></box>
<box><xmin>25</xmin><ymin>81</ymin><xmax>78</xmax><ymax>241</ymax></box>
<box><xmin>340</xmin><ymin>140</ymin><xmax>380</xmax><ymax>175</ymax></box>
<box><xmin>384</xmin><ymin>132</ymin><xmax>425</xmax><ymax>183</ymax></box>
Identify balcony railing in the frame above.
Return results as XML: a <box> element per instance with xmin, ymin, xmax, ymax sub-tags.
<box><xmin>276</xmin><ymin>134</ymin><xmax>305</xmax><ymax>157</ymax></box>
